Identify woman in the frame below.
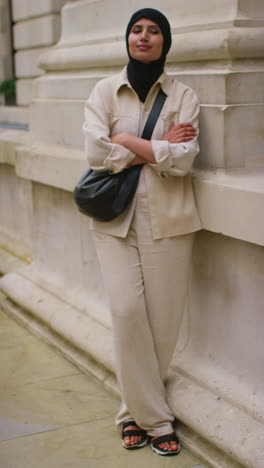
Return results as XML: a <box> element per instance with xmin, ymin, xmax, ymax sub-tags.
<box><xmin>83</xmin><ymin>8</ymin><xmax>201</xmax><ymax>456</ymax></box>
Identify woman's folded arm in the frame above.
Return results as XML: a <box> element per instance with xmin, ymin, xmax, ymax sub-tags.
<box><xmin>83</xmin><ymin>83</ymin><xmax>135</xmax><ymax>173</ymax></box>
<box><xmin>110</xmin><ymin>87</ymin><xmax>200</xmax><ymax>177</ymax></box>
<box><xmin>149</xmin><ymin>88</ymin><xmax>200</xmax><ymax>177</ymax></box>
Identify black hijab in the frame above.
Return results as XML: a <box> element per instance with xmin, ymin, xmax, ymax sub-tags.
<box><xmin>126</xmin><ymin>8</ymin><xmax>172</xmax><ymax>102</ymax></box>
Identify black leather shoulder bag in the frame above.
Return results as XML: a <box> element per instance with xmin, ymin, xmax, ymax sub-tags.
<box><xmin>74</xmin><ymin>88</ymin><xmax>167</xmax><ymax>222</ymax></box>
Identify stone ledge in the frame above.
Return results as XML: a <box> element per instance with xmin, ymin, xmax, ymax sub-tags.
<box><xmin>0</xmin><ymin>233</ymin><xmax>32</xmax><ymax>265</ymax></box>
<box><xmin>15</xmin><ymin>143</ymin><xmax>85</xmax><ymax>191</ymax></box>
<box><xmin>12</xmin><ymin>0</ymin><xmax>68</xmax><ymax>22</ymax></box>
<box><xmin>65</xmin><ymin>0</ymin><xmax>264</xmax><ymax>23</ymax></box>
<box><xmin>0</xmin><ymin>246</ymin><xmax>26</xmax><ymax>275</ymax></box>
<box><xmin>0</xmin><ymin>106</ymin><xmax>30</xmax><ymax>125</ymax></box>
<box><xmin>0</xmin><ymin>129</ymin><xmax>30</xmax><ymax>165</ymax></box>
<box><xmin>38</xmin><ymin>27</ymin><xmax>264</xmax><ymax>72</ymax></box>
<box><xmin>13</xmin><ymin>140</ymin><xmax>264</xmax><ymax>247</ymax></box>
<box><xmin>167</xmin><ymin>372</ymin><xmax>264</xmax><ymax>468</ymax></box>
<box><xmin>1</xmin><ymin>131</ymin><xmax>263</xmax><ymax>248</ymax></box>
<box><xmin>15</xmin><ymin>48</ymin><xmax>49</xmax><ymax>79</ymax></box>
<box><xmin>29</xmin><ymin>99</ymin><xmax>84</xmax><ymax>147</ymax></box>
<box><xmin>33</xmin><ymin>70</ymin><xmax>264</xmax><ymax>105</ymax></box>
<box><xmin>193</xmin><ymin>169</ymin><xmax>264</xmax><ymax>247</ymax></box>
<box><xmin>60</xmin><ymin>0</ymin><xmax>264</xmax><ymax>46</ymax></box>
<box><xmin>14</xmin><ymin>14</ymin><xmax>61</xmax><ymax>50</ymax></box>
<box><xmin>176</xmin><ymin>422</ymin><xmax>242</xmax><ymax>468</ymax></box>
<box><xmin>0</xmin><ymin>271</ymin><xmax>114</xmax><ymax>373</ymax></box>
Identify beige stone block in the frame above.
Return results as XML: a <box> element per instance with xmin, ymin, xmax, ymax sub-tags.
<box><xmin>172</xmin><ymin>70</ymin><xmax>264</xmax><ymax>105</ymax></box>
<box><xmin>60</xmin><ymin>0</ymin><xmax>238</xmax><ymax>46</ymax></box>
<box><xmin>0</xmin><ymin>131</ymin><xmax>32</xmax><ymax>260</ymax></box>
<box><xmin>34</xmin><ymin>72</ymin><xmax>107</xmax><ymax>100</ymax></box>
<box><xmin>11</xmin><ymin>0</ymin><xmax>68</xmax><ymax>22</ymax></box>
<box><xmin>167</xmin><ymin>368</ymin><xmax>264</xmax><ymax>468</ymax></box>
<box><xmin>14</xmin><ymin>14</ymin><xmax>61</xmax><ymax>50</ymax></box>
<box><xmin>16</xmin><ymin>79</ymin><xmax>33</xmax><ymax>106</ymax></box>
<box><xmin>169</xmin><ymin>231</ymin><xmax>264</xmax><ymax>468</ymax></box>
<box><xmin>15</xmin><ymin>48</ymin><xmax>49</xmax><ymax>78</ymax></box>
<box><xmin>38</xmin><ymin>26</ymin><xmax>264</xmax><ymax>73</ymax></box>
<box><xmin>193</xmin><ymin>169</ymin><xmax>264</xmax><ymax>246</ymax></box>
<box><xmin>0</xmin><ymin>128</ymin><xmax>29</xmax><ymax>165</ymax></box>
<box><xmin>0</xmin><ymin>247</ymin><xmax>25</xmax><ymax>275</ymax></box>
<box><xmin>0</xmin><ymin>106</ymin><xmax>29</xmax><ymax>125</ymax></box>
<box><xmin>0</xmin><ymin>165</ymin><xmax>33</xmax><ymax>259</ymax></box>
<box><xmin>33</xmin><ymin>68</ymin><xmax>264</xmax><ymax>106</ymax></box>
<box><xmin>0</xmin><ymin>230</ymin><xmax>32</xmax><ymax>264</ymax></box>
<box><xmin>191</xmin><ymin>231</ymin><xmax>264</xmax><ymax>392</ymax></box>
<box><xmin>237</xmin><ymin>0</ymin><xmax>264</xmax><ymax>20</ymax></box>
<box><xmin>165</xmin><ymin>228</ymin><xmax>264</xmax><ymax>468</ymax></box>
<box><xmin>198</xmin><ymin>103</ymin><xmax>264</xmax><ymax>168</ymax></box>
<box><xmin>30</xmin><ymin>99</ymin><xmax>84</xmax><ymax>146</ymax></box>
<box><xmin>8</xmin><ymin>142</ymin><xmax>110</xmax><ymax>327</ymax></box>
<box><xmin>15</xmin><ymin>143</ymin><xmax>84</xmax><ymax>191</ymax></box>
<box><xmin>38</xmin><ymin>39</ymin><xmax>127</xmax><ymax>72</ymax></box>
<box><xmin>25</xmin><ymin>181</ymin><xmax>108</xmax><ymax>326</ymax></box>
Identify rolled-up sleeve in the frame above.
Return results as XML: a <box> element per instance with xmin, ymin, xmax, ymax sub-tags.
<box><xmin>149</xmin><ymin>87</ymin><xmax>200</xmax><ymax>178</ymax></box>
<box><xmin>83</xmin><ymin>82</ymin><xmax>135</xmax><ymax>173</ymax></box>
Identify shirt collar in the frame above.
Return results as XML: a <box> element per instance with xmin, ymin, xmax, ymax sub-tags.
<box><xmin>114</xmin><ymin>66</ymin><xmax>173</xmax><ymax>97</ymax></box>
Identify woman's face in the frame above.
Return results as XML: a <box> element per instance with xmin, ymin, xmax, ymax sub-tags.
<box><xmin>128</xmin><ymin>18</ymin><xmax>164</xmax><ymax>64</ymax></box>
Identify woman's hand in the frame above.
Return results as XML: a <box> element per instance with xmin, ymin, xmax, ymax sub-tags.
<box><xmin>162</xmin><ymin>123</ymin><xmax>197</xmax><ymax>143</ymax></box>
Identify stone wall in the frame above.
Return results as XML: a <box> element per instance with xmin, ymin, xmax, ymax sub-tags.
<box><xmin>12</xmin><ymin>0</ymin><xmax>69</xmax><ymax>106</ymax></box>
<box><xmin>0</xmin><ymin>1</ymin><xmax>263</xmax><ymax>467</ymax></box>
<box><xmin>0</xmin><ymin>0</ymin><xmax>70</xmax><ymax>130</ymax></box>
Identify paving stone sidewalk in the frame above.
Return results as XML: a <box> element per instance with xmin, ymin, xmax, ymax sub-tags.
<box><xmin>0</xmin><ymin>302</ymin><xmax>206</xmax><ymax>468</ymax></box>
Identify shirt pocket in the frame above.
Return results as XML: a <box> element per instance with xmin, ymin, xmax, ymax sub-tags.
<box><xmin>108</xmin><ymin>113</ymin><xmax>140</xmax><ymax>137</ymax></box>
<box><xmin>160</xmin><ymin>109</ymin><xmax>180</xmax><ymax>133</ymax></box>
<box><xmin>152</xmin><ymin>108</ymin><xmax>180</xmax><ymax>139</ymax></box>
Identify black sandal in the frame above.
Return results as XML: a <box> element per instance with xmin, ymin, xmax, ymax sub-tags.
<box><xmin>151</xmin><ymin>433</ymin><xmax>181</xmax><ymax>456</ymax></box>
<box><xmin>121</xmin><ymin>421</ymin><xmax>148</xmax><ymax>450</ymax></box>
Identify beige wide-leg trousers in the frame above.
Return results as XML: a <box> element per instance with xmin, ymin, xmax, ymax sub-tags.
<box><xmin>94</xmin><ymin>193</ymin><xmax>194</xmax><ymax>437</ymax></box>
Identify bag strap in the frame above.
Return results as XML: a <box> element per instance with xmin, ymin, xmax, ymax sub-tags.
<box><xmin>118</xmin><ymin>88</ymin><xmax>167</xmax><ymax>193</ymax></box>
<box><xmin>141</xmin><ymin>88</ymin><xmax>167</xmax><ymax>141</ymax></box>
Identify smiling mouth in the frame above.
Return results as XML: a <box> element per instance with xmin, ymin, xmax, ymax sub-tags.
<box><xmin>137</xmin><ymin>45</ymin><xmax>151</xmax><ymax>51</ymax></box>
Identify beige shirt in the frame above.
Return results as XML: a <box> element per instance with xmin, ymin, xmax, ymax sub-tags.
<box><xmin>83</xmin><ymin>67</ymin><xmax>202</xmax><ymax>239</ymax></box>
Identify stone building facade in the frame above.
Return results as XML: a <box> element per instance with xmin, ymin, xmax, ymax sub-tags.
<box><xmin>0</xmin><ymin>1</ymin><xmax>263</xmax><ymax>467</ymax></box>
